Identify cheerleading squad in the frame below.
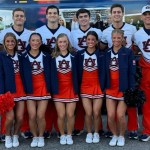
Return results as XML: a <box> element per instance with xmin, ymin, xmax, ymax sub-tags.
<box><xmin>0</xmin><ymin>3</ymin><xmax>150</xmax><ymax>149</ymax></box>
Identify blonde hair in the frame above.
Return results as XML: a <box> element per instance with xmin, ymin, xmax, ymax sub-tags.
<box><xmin>59</xmin><ymin>16</ymin><xmax>66</xmax><ymax>27</ymax></box>
<box><xmin>3</xmin><ymin>32</ymin><xmax>18</xmax><ymax>52</ymax></box>
<box><xmin>52</xmin><ymin>33</ymin><xmax>73</xmax><ymax>58</ymax></box>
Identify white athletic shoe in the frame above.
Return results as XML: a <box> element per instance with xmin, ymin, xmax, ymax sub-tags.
<box><xmin>12</xmin><ymin>135</ymin><xmax>19</xmax><ymax>147</ymax></box>
<box><xmin>60</xmin><ymin>135</ymin><xmax>66</xmax><ymax>145</ymax></box>
<box><xmin>117</xmin><ymin>136</ymin><xmax>125</xmax><ymax>146</ymax></box>
<box><xmin>30</xmin><ymin>137</ymin><xmax>38</xmax><ymax>147</ymax></box>
<box><xmin>109</xmin><ymin>135</ymin><xmax>118</xmax><ymax>146</ymax></box>
<box><xmin>93</xmin><ymin>132</ymin><xmax>100</xmax><ymax>143</ymax></box>
<box><xmin>5</xmin><ymin>136</ymin><xmax>12</xmax><ymax>148</ymax></box>
<box><xmin>86</xmin><ymin>133</ymin><xmax>93</xmax><ymax>144</ymax></box>
<box><xmin>38</xmin><ymin>137</ymin><xmax>45</xmax><ymax>147</ymax></box>
<box><xmin>66</xmin><ymin>135</ymin><xmax>73</xmax><ymax>145</ymax></box>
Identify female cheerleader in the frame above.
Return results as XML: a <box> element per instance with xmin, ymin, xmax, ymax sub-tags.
<box><xmin>0</xmin><ymin>32</ymin><xmax>26</xmax><ymax>148</ymax></box>
<box><xmin>51</xmin><ymin>33</ymin><xmax>79</xmax><ymax>145</ymax></box>
<box><xmin>78</xmin><ymin>31</ymin><xmax>105</xmax><ymax>144</ymax></box>
<box><xmin>21</xmin><ymin>33</ymin><xmax>51</xmax><ymax>148</ymax></box>
<box><xmin>105</xmin><ymin>29</ymin><xmax>136</xmax><ymax>146</ymax></box>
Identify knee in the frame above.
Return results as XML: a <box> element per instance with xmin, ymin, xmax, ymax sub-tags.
<box><xmin>29</xmin><ymin>114</ymin><xmax>36</xmax><ymax>121</ymax></box>
<box><xmin>117</xmin><ymin>114</ymin><xmax>126</xmax><ymax>122</ymax></box>
<box><xmin>108</xmin><ymin>113</ymin><xmax>115</xmax><ymax>122</ymax></box>
<box><xmin>67</xmin><ymin>112</ymin><xmax>74</xmax><ymax>119</ymax></box>
<box><xmin>6</xmin><ymin>111</ymin><xmax>14</xmax><ymax>122</ymax></box>
<box><xmin>93</xmin><ymin>111</ymin><xmax>100</xmax><ymax>119</ymax></box>
<box><xmin>16</xmin><ymin>115</ymin><xmax>24</xmax><ymax>123</ymax></box>
<box><xmin>6</xmin><ymin>115</ymin><xmax>14</xmax><ymax>123</ymax></box>
<box><xmin>37</xmin><ymin>114</ymin><xmax>45</xmax><ymax>121</ymax></box>
<box><xmin>58</xmin><ymin>113</ymin><xmax>65</xmax><ymax>120</ymax></box>
<box><xmin>85</xmin><ymin>111</ymin><xmax>92</xmax><ymax>118</ymax></box>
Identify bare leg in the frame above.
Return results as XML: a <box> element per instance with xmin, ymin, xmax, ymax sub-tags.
<box><xmin>14</xmin><ymin>101</ymin><xmax>24</xmax><ymax>135</ymax></box>
<box><xmin>55</xmin><ymin>102</ymin><xmax>66</xmax><ymax>135</ymax></box>
<box><xmin>82</xmin><ymin>98</ymin><xmax>92</xmax><ymax>133</ymax></box>
<box><xmin>106</xmin><ymin>99</ymin><xmax>118</xmax><ymax>135</ymax></box>
<box><xmin>37</xmin><ymin>100</ymin><xmax>48</xmax><ymax>137</ymax></box>
<box><xmin>117</xmin><ymin>101</ymin><xmax>127</xmax><ymax>136</ymax></box>
<box><xmin>5</xmin><ymin>109</ymin><xmax>14</xmax><ymax>135</ymax></box>
<box><xmin>93</xmin><ymin>98</ymin><xmax>103</xmax><ymax>132</ymax></box>
<box><xmin>66</xmin><ymin>102</ymin><xmax>76</xmax><ymax>135</ymax></box>
<box><xmin>27</xmin><ymin>100</ymin><xmax>37</xmax><ymax>137</ymax></box>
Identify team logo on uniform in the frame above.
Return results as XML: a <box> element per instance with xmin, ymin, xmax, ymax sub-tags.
<box><xmin>46</xmin><ymin>37</ymin><xmax>56</xmax><ymax>48</ymax></box>
<box><xmin>18</xmin><ymin>39</ymin><xmax>26</xmax><ymax>51</ymax></box>
<box><xmin>78</xmin><ymin>36</ymin><xmax>87</xmax><ymax>48</ymax></box>
<box><xmin>31</xmin><ymin>60</ymin><xmax>43</xmax><ymax>75</ymax></box>
<box><xmin>143</xmin><ymin>39</ymin><xmax>150</xmax><ymax>52</ymax></box>
<box><xmin>84</xmin><ymin>57</ymin><xmax>97</xmax><ymax>71</ymax></box>
<box><xmin>13</xmin><ymin>60</ymin><xmax>19</xmax><ymax>73</ymax></box>
<box><xmin>58</xmin><ymin>59</ymin><xmax>71</xmax><ymax>73</ymax></box>
<box><xmin>110</xmin><ymin>57</ymin><xmax>119</xmax><ymax>71</ymax></box>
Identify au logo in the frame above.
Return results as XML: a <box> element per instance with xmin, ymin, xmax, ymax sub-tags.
<box><xmin>84</xmin><ymin>58</ymin><xmax>96</xmax><ymax>67</ymax></box>
<box><xmin>32</xmin><ymin>61</ymin><xmax>41</xmax><ymax>70</ymax></box>
<box><xmin>58</xmin><ymin>60</ymin><xmax>70</xmax><ymax>69</ymax></box>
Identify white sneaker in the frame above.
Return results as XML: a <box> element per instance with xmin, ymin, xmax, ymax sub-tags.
<box><xmin>31</xmin><ymin>137</ymin><xmax>38</xmax><ymax>147</ymax></box>
<box><xmin>93</xmin><ymin>132</ymin><xmax>100</xmax><ymax>143</ymax></box>
<box><xmin>60</xmin><ymin>135</ymin><xmax>66</xmax><ymax>145</ymax></box>
<box><xmin>109</xmin><ymin>135</ymin><xmax>118</xmax><ymax>146</ymax></box>
<box><xmin>38</xmin><ymin>137</ymin><xmax>45</xmax><ymax>147</ymax></box>
<box><xmin>86</xmin><ymin>133</ymin><xmax>93</xmax><ymax>144</ymax></box>
<box><xmin>66</xmin><ymin>135</ymin><xmax>73</xmax><ymax>145</ymax></box>
<box><xmin>12</xmin><ymin>135</ymin><xmax>19</xmax><ymax>147</ymax></box>
<box><xmin>5</xmin><ymin>136</ymin><xmax>12</xmax><ymax>148</ymax></box>
<box><xmin>117</xmin><ymin>136</ymin><xmax>125</xmax><ymax>146</ymax></box>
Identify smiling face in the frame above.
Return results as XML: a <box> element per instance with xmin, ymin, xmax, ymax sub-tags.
<box><xmin>57</xmin><ymin>35</ymin><xmax>69</xmax><ymax>54</ymax></box>
<box><xmin>4</xmin><ymin>36</ymin><xmax>17</xmax><ymax>52</ymax></box>
<box><xmin>13</xmin><ymin>11</ymin><xmax>26</xmax><ymax>26</ymax></box>
<box><xmin>111</xmin><ymin>7</ymin><xmax>124</xmax><ymax>23</ymax></box>
<box><xmin>46</xmin><ymin>8</ymin><xmax>59</xmax><ymax>24</ymax></box>
<box><xmin>77</xmin><ymin>12</ymin><xmax>90</xmax><ymax>27</ymax></box>
<box><xmin>142</xmin><ymin>12</ymin><xmax>150</xmax><ymax>27</ymax></box>
<box><xmin>29</xmin><ymin>34</ymin><xmax>42</xmax><ymax>51</ymax></box>
<box><xmin>112</xmin><ymin>32</ymin><xmax>123</xmax><ymax>48</ymax></box>
<box><xmin>86</xmin><ymin>34</ymin><xmax>98</xmax><ymax>50</ymax></box>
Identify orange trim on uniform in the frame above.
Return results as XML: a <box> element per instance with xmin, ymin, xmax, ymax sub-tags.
<box><xmin>27</xmin><ymin>73</ymin><xmax>51</xmax><ymax>100</ymax></box>
<box><xmin>81</xmin><ymin>70</ymin><xmax>103</xmax><ymax>99</ymax></box>
<box><xmin>12</xmin><ymin>72</ymin><xmax>26</xmax><ymax>101</ymax></box>
<box><xmin>53</xmin><ymin>72</ymin><xmax>79</xmax><ymax>102</ymax></box>
<box><xmin>106</xmin><ymin>70</ymin><xmax>124</xmax><ymax>100</ymax></box>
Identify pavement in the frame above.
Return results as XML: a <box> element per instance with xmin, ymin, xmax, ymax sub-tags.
<box><xmin>0</xmin><ymin>115</ymin><xmax>150</xmax><ymax>150</ymax></box>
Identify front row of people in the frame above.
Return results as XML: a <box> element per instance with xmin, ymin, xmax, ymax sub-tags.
<box><xmin>0</xmin><ymin>29</ymin><xmax>135</xmax><ymax>148</ymax></box>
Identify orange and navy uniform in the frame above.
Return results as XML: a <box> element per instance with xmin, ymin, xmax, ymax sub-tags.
<box><xmin>20</xmin><ymin>50</ymin><xmax>51</xmax><ymax>98</ymax></box>
<box><xmin>52</xmin><ymin>53</ymin><xmax>79</xmax><ymax>102</ymax></box>
<box><xmin>105</xmin><ymin>47</ymin><xmax>136</xmax><ymax>95</ymax></box>
<box><xmin>26</xmin><ymin>51</ymin><xmax>51</xmax><ymax>100</ymax></box>
<box><xmin>0</xmin><ymin>51</ymin><xmax>26</xmax><ymax>134</ymax></box>
<box><xmin>102</xmin><ymin>23</ymin><xmax>138</xmax><ymax>132</ymax></box>
<box><xmin>78</xmin><ymin>49</ymin><xmax>105</xmax><ymax>97</ymax></box>
<box><xmin>11</xmin><ymin>53</ymin><xmax>26</xmax><ymax>101</ymax></box>
<box><xmin>106</xmin><ymin>49</ymin><xmax>124</xmax><ymax>100</ymax></box>
<box><xmin>80</xmin><ymin>50</ymin><xmax>104</xmax><ymax>99</ymax></box>
<box><xmin>51</xmin><ymin>52</ymin><xmax>79</xmax><ymax>102</ymax></box>
<box><xmin>0</xmin><ymin>51</ymin><xmax>25</xmax><ymax>97</ymax></box>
